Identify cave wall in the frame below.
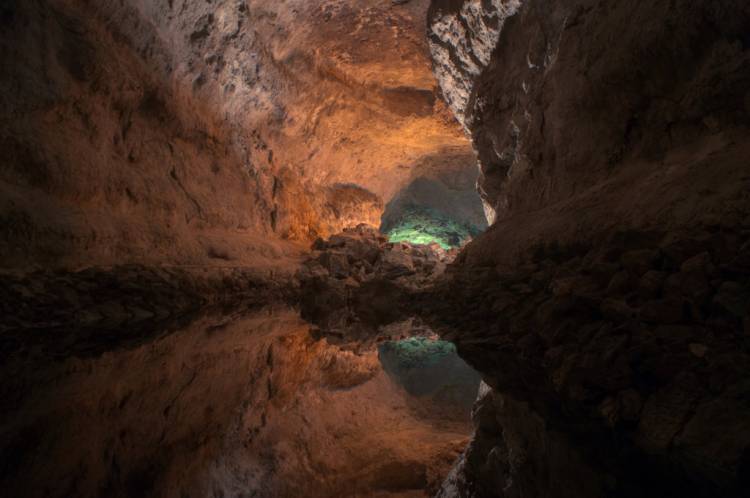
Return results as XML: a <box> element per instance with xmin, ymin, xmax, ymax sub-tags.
<box><xmin>0</xmin><ymin>0</ymin><xmax>473</xmax><ymax>270</ymax></box>
<box><xmin>429</xmin><ymin>0</ymin><xmax>750</xmax><ymax>231</ymax></box>
<box><xmin>427</xmin><ymin>1</ymin><xmax>750</xmax><ymax>497</ymax></box>
<box><xmin>1</xmin><ymin>0</ymin><xmax>280</xmax><ymax>269</ymax></box>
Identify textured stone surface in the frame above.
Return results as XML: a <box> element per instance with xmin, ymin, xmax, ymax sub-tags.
<box><xmin>426</xmin><ymin>0</ymin><xmax>750</xmax><ymax>496</ymax></box>
<box><xmin>425</xmin><ymin>225</ymin><xmax>750</xmax><ymax>497</ymax></box>
<box><xmin>428</xmin><ymin>0</ymin><xmax>523</xmax><ymax>129</ymax></box>
<box><xmin>2</xmin><ymin>0</ymin><xmax>750</xmax><ymax>496</ymax></box>
<box><xmin>381</xmin><ymin>150</ymin><xmax>487</xmax><ymax>247</ymax></box>
<box><xmin>429</xmin><ymin>0</ymin><xmax>750</xmax><ymax>226</ymax></box>
<box><xmin>0</xmin><ymin>0</ymin><xmax>472</xmax><ymax>270</ymax></box>
<box><xmin>299</xmin><ymin>224</ymin><xmax>456</xmax><ymax>349</ymax></box>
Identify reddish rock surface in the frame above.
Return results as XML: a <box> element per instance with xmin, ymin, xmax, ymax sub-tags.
<box><xmin>0</xmin><ymin>0</ymin><xmax>472</xmax><ymax>271</ymax></box>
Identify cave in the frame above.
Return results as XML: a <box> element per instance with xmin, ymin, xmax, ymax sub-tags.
<box><xmin>380</xmin><ymin>152</ymin><xmax>487</xmax><ymax>249</ymax></box>
<box><xmin>1</xmin><ymin>1</ymin><xmax>749</xmax><ymax>498</ymax></box>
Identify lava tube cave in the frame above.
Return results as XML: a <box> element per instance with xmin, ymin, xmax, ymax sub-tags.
<box><xmin>1</xmin><ymin>1</ymin><xmax>749</xmax><ymax>497</ymax></box>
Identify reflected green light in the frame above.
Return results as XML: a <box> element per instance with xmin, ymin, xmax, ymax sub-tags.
<box><xmin>378</xmin><ymin>336</ymin><xmax>481</xmax><ymax>400</ymax></box>
<box><xmin>380</xmin><ymin>336</ymin><xmax>457</xmax><ymax>369</ymax></box>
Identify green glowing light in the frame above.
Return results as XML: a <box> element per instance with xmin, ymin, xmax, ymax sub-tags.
<box><xmin>383</xmin><ymin>206</ymin><xmax>479</xmax><ymax>249</ymax></box>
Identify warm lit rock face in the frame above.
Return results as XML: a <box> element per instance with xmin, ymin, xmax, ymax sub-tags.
<box><xmin>0</xmin><ymin>0</ymin><xmax>471</xmax><ymax>270</ymax></box>
<box><xmin>0</xmin><ymin>4</ymin><xmax>485</xmax><ymax>494</ymax></box>
<box><xmin>427</xmin><ymin>1</ymin><xmax>750</xmax><ymax>497</ymax></box>
<box><xmin>0</xmin><ymin>2</ymin><xmax>482</xmax><ymax>495</ymax></box>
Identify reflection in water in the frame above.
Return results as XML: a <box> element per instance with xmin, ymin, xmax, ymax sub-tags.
<box><xmin>0</xmin><ymin>306</ymin><xmax>476</xmax><ymax>498</ymax></box>
<box><xmin>379</xmin><ymin>337</ymin><xmax>481</xmax><ymax>407</ymax></box>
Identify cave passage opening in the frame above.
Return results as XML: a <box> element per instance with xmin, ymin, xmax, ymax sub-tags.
<box><xmin>380</xmin><ymin>172</ymin><xmax>488</xmax><ymax>250</ymax></box>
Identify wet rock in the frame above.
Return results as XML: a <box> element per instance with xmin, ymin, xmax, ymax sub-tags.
<box><xmin>729</xmin><ymin>241</ymin><xmax>750</xmax><ymax>272</ymax></box>
<box><xmin>638</xmin><ymin>270</ymin><xmax>667</xmax><ymax>299</ymax></box>
<box><xmin>673</xmin><ymin>387</ymin><xmax>750</xmax><ymax>489</ymax></box>
<box><xmin>712</xmin><ymin>282</ymin><xmax>750</xmax><ymax>319</ymax></box>
<box><xmin>636</xmin><ymin>377</ymin><xmax>703</xmax><ymax>452</ymax></box>
<box><xmin>0</xmin><ymin>265</ymin><xmax>292</xmax><ymax>333</ymax></box>
<box><xmin>549</xmin><ymin>276</ymin><xmax>598</xmax><ymax>297</ymax></box>
<box><xmin>665</xmin><ymin>270</ymin><xmax>712</xmax><ymax>303</ymax></box>
<box><xmin>639</xmin><ymin>298</ymin><xmax>686</xmax><ymax>324</ymax></box>
<box><xmin>651</xmin><ymin>325</ymin><xmax>696</xmax><ymax>347</ymax></box>
<box><xmin>606</xmin><ymin>271</ymin><xmax>632</xmax><ymax>295</ymax></box>
<box><xmin>298</xmin><ymin>260</ymin><xmax>328</xmax><ymax>280</ymax></box>
<box><xmin>618</xmin><ymin>389</ymin><xmax>644</xmax><ymax>422</ymax></box>
<box><xmin>586</xmin><ymin>261</ymin><xmax>622</xmax><ymax>287</ymax></box>
<box><xmin>425</xmin><ymin>225</ymin><xmax>750</xmax><ymax>498</ymax></box>
<box><xmin>661</xmin><ymin>235</ymin><xmax>714</xmax><ymax>270</ymax></box>
<box><xmin>427</xmin><ymin>0</ymin><xmax>750</xmax><ymax>494</ymax></box>
<box><xmin>599</xmin><ymin>389</ymin><xmax>643</xmax><ymax>427</ymax></box>
<box><xmin>681</xmin><ymin>252</ymin><xmax>714</xmax><ymax>275</ymax></box>
<box><xmin>621</xmin><ymin>249</ymin><xmax>661</xmax><ymax>277</ymax></box>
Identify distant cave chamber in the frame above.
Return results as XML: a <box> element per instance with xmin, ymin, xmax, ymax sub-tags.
<box><xmin>381</xmin><ymin>175</ymin><xmax>487</xmax><ymax>249</ymax></box>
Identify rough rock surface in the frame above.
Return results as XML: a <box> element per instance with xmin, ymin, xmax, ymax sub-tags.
<box><xmin>427</xmin><ymin>225</ymin><xmax>750</xmax><ymax>497</ymax></box>
<box><xmin>298</xmin><ymin>224</ymin><xmax>456</xmax><ymax>348</ymax></box>
<box><xmin>0</xmin><ymin>0</ymin><xmax>471</xmax><ymax>270</ymax></box>
<box><xmin>3</xmin><ymin>0</ymin><xmax>750</xmax><ymax>496</ymax></box>
<box><xmin>427</xmin><ymin>0</ymin><xmax>522</xmax><ymax>130</ymax></box>
<box><xmin>429</xmin><ymin>0</ymin><xmax>750</xmax><ymax>225</ymax></box>
<box><xmin>426</xmin><ymin>1</ymin><xmax>750</xmax><ymax>496</ymax></box>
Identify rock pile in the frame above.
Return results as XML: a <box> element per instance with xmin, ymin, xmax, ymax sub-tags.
<box><xmin>427</xmin><ymin>224</ymin><xmax>750</xmax><ymax>497</ymax></box>
<box><xmin>297</xmin><ymin>224</ymin><xmax>455</xmax><ymax>348</ymax></box>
